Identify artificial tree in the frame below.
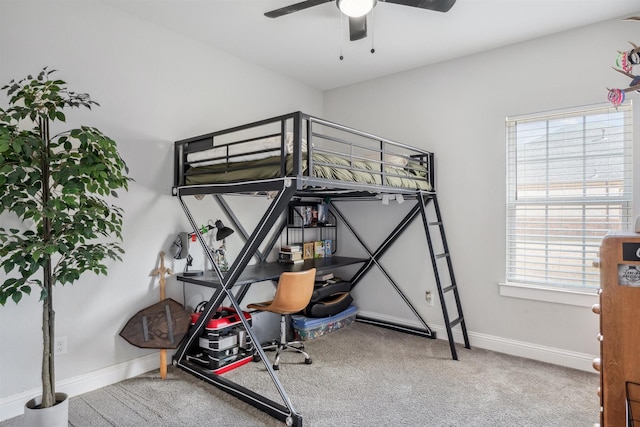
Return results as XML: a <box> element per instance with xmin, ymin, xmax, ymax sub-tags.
<box><xmin>0</xmin><ymin>68</ymin><xmax>131</xmax><ymax>409</ymax></box>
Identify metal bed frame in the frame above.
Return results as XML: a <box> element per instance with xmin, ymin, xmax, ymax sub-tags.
<box><xmin>171</xmin><ymin>112</ymin><xmax>470</xmax><ymax>426</ymax></box>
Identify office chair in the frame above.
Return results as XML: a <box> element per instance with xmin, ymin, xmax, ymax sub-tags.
<box><xmin>247</xmin><ymin>268</ymin><xmax>316</xmax><ymax>370</ymax></box>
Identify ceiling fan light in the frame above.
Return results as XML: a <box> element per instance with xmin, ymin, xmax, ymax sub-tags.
<box><xmin>337</xmin><ymin>0</ymin><xmax>377</xmax><ymax>18</ymax></box>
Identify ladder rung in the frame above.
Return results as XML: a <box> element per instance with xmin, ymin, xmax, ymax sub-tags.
<box><xmin>428</xmin><ymin>221</ymin><xmax>442</xmax><ymax>226</ymax></box>
<box><xmin>435</xmin><ymin>252</ymin><xmax>449</xmax><ymax>259</ymax></box>
<box><xmin>442</xmin><ymin>284</ymin><xmax>456</xmax><ymax>293</ymax></box>
<box><xmin>449</xmin><ymin>317</ymin><xmax>464</xmax><ymax>328</ymax></box>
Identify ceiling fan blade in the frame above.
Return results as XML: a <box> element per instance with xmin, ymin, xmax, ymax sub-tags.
<box><xmin>265</xmin><ymin>0</ymin><xmax>333</xmax><ymax>18</ymax></box>
<box><xmin>349</xmin><ymin>16</ymin><xmax>367</xmax><ymax>41</ymax></box>
<box><xmin>382</xmin><ymin>0</ymin><xmax>456</xmax><ymax>13</ymax></box>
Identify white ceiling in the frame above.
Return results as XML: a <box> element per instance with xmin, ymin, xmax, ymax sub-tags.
<box><xmin>104</xmin><ymin>0</ymin><xmax>640</xmax><ymax>91</ymax></box>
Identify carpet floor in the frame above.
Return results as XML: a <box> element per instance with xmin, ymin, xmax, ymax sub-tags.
<box><xmin>1</xmin><ymin>322</ymin><xmax>599</xmax><ymax>426</ymax></box>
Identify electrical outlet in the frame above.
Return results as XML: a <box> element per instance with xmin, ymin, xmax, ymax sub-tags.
<box><xmin>425</xmin><ymin>290</ymin><xmax>434</xmax><ymax>306</ymax></box>
<box><xmin>54</xmin><ymin>336</ymin><xmax>67</xmax><ymax>356</ymax></box>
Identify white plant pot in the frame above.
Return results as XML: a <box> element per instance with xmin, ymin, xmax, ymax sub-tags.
<box><xmin>23</xmin><ymin>392</ymin><xmax>69</xmax><ymax>427</ymax></box>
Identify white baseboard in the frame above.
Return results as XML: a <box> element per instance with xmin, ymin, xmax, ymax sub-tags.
<box><xmin>0</xmin><ymin>353</ymin><xmax>160</xmax><ymax>422</ymax></box>
<box><xmin>357</xmin><ymin>310</ymin><xmax>597</xmax><ymax>373</ymax></box>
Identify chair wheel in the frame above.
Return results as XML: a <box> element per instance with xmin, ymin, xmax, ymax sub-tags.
<box><xmin>304</xmin><ymin>358</ymin><xmax>312</xmax><ymax>365</ymax></box>
<box><xmin>273</xmin><ymin>364</ymin><xmax>280</xmax><ymax>370</ymax></box>
<box><xmin>252</xmin><ymin>353</ymin><xmax>260</xmax><ymax>362</ymax></box>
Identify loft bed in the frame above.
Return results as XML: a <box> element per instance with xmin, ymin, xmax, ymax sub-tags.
<box><xmin>171</xmin><ymin>112</ymin><xmax>468</xmax><ymax>427</ymax></box>
<box><xmin>174</xmin><ymin>111</ymin><xmax>434</xmax><ymax>196</ymax></box>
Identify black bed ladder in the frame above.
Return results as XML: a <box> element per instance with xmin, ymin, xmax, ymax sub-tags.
<box><xmin>420</xmin><ymin>193</ymin><xmax>470</xmax><ymax>360</ymax></box>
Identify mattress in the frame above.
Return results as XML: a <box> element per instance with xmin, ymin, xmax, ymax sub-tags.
<box><xmin>184</xmin><ymin>152</ymin><xmax>432</xmax><ymax>191</ymax></box>
<box><xmin>186</xmin><ymin>133</ymin><xmax>306</xmax><ymax>167</ymax></box>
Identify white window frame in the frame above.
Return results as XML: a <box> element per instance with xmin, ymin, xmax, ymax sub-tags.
<box><xmin>503</xmin><ymin>103</ymin><xmax>633</xmax><ymax>304</ymax></box>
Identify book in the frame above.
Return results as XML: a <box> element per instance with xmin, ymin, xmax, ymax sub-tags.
<box><xmin>317</xmin><ymin>272</ymin><xmax>334</xmax><ymax>281</ymax></box>
<box><xmin>324</xmin><ymin>239</ymin><xmax>332</xmax><ymax>257</ymax></box>
<box><xmin>317</xmin><ymin>203</ymin><xmax>328</xmax><ymax>224</ymax></box>
<box><xmin>280</xmin><ymin>245</ymin><xmax>302</xmax><ymax>253</ymax></box>
<box><xmin>303</xmin><ymin>206</ymin><xmax>314</xmax><ymax>226</ymax></box>
<box><xmin>279</xmin><ymin>258</ymin><xmax>304</xmax><ymax>264</ymax></box>
<box><xmin>279</xmin><ymin>251</ymin><xmax>302</xmax><ymax>262</ymax></box>
<box><xmin>314</xmin><ymin>241</ymin><xmax>325</xmax><ymax>258</ymax></box>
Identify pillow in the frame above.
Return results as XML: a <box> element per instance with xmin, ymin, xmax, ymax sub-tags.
<box><xmin>285</xmin><ymin>132</ymin><xmax>308</xmax><ymax>154</ymax></box>
<box><xmin>187</xmin><ymin>132</ymin><xmax>307</xmax><ymax>167</ymax></box>
<box><xmin>363</xmin><ymin>152</ymin><xmax>408</xmax><ymax>167</ymax></box>
<box><xmin>406</xmin><ymin>159</ymin><xmax>428</xmax><ymax>177</ymax></box>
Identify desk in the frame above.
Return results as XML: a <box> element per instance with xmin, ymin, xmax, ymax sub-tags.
<box><xmin>179</xmin><ymin>256</ymin><xmax>364</xmax><ymax>287</ymax></box>
<box><xmin>173</xmin><ymin>256</ymin><xmax>365</xmax><ymax>427</ymax></box>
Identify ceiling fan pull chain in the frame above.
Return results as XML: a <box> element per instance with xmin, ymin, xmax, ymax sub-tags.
<box><xmin>339</xmin><ymin>11</ymin><xmax>344</xmax><ymax>60</ymax></box>
<box><xmin>370</xmin><ymin>8</ymin><xmax>375</xmax><ymax>54</ymax></box>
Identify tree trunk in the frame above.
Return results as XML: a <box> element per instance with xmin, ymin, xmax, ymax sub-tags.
<box><xmin>41</xmin><ymin>281</ymin><xmax>54</xmax><ymax>408</ymax></box>
<box><xmin>40</xmin><ymin>117</ymin><xmax>55</xmax><ymax>409</ymax></box>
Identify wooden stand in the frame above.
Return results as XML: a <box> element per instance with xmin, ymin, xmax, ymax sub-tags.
<box><xmin>595</xmin><ymin>230</ymin><xmax>640</xmax><ymax>426</ymax></box>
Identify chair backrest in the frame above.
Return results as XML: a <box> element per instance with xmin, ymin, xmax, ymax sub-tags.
<box><xmin>267</xmin><ymin>268</ymin><xmax>317</xmax><ymax>315</ymax></box>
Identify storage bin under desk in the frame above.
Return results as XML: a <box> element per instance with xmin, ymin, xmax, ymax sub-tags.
<box><xmin>292</xmin><ymin>305</ymin><xmax>358</xmax><ymax>341</ymax></box>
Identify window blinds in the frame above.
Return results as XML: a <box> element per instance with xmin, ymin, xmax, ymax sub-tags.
<box><xmin>506</xmin><ymin>103</ymin><xmax>633</xmax><ymax>290</ymax></box>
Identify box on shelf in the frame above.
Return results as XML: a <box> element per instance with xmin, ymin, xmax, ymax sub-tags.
<box><xmin>278</xmin><ymin>250</ymin><xmax>303</xmax><ymax>263</ymax></box>
<box><xmin>324</xmin><ymin>239</ymin><xmax>332</xmax><ymax>257</ymax></box>
<box><xmin>280</xmin><ymin>245</ymin><xmax>302</xmax><ymax>252</ymax></box>
<box><xmin>317</xmin><ymin>203</ymin><xmax>329</xmax><ymax>224</ymax></box>
<box><xmin>314</xmin><ymin>241</ymin><xmax>325</xmax><ymax>258</ymax></box>
<box><xmin>292</xmin><ymin>305</ymin><xmax>358</xmax><ymax>341</ymax></box>
<box><xmin>316</xmin><ymin>272</ymin><xmax>334</xmax><ymax>282</ymax></box>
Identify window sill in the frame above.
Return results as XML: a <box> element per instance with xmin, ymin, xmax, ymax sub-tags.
<box><xmin>499</xmin><ymin>282</ymin><xmax>598</xmax><ymax>308</ymax></box>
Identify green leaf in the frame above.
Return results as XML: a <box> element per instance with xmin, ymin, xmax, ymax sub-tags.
<box><xmin>11</xmin><ymin>292</ymin><xmax>22</xmax><ymax>304</ymax></box>
<box><xmin>11</xmin><ymin>139</ymin><xmax>21</xmax><ymax>154</ymax></box>
<box><xmin>3</xmin><ymin>261</ymin><xmax>14</xmax><ymax>274</ymax></box>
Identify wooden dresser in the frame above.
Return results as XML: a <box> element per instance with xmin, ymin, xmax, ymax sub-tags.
<box><xmin>595</xmin><ymin>230</ymin><xmax>640</xmax><ymax>426</ymax></box>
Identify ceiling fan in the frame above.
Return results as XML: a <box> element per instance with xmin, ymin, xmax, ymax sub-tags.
<box><xmin>264</xmin><ymin>0</ymin><xmax>456</xmax><ymax>41</ymax></box>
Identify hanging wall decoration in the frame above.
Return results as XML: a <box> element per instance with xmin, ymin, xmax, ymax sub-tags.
<box><xmin>608</xmin><ymin>17</ymin><xmax>640</xmax><ymax>107</ymax></box>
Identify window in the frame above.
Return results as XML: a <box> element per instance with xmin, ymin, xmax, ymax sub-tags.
<box><xmin>506</xmin><ymin>103</ymin><xmax>633</xmax><ymax>291</ymax></box>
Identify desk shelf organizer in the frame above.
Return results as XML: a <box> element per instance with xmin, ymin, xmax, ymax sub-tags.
<box><xmin>286</xmin><ymin>201</ymin><xmax>337</xmax><ymax>256</ymax></box>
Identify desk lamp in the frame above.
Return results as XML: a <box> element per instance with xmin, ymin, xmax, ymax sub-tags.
<box><xmin>171</xmin><ymin>220</ymin><xmax>235</xmax><ymax>276</ymax></box>
<box><xmin>210</xmin><ymin>220</ymin><xmax>234</xmax><ymax>272</ymax></box>
<box><xmin>213</xmin><ymin>220</ymin><xmax>234</xmax><ymax>240</ymax></box>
